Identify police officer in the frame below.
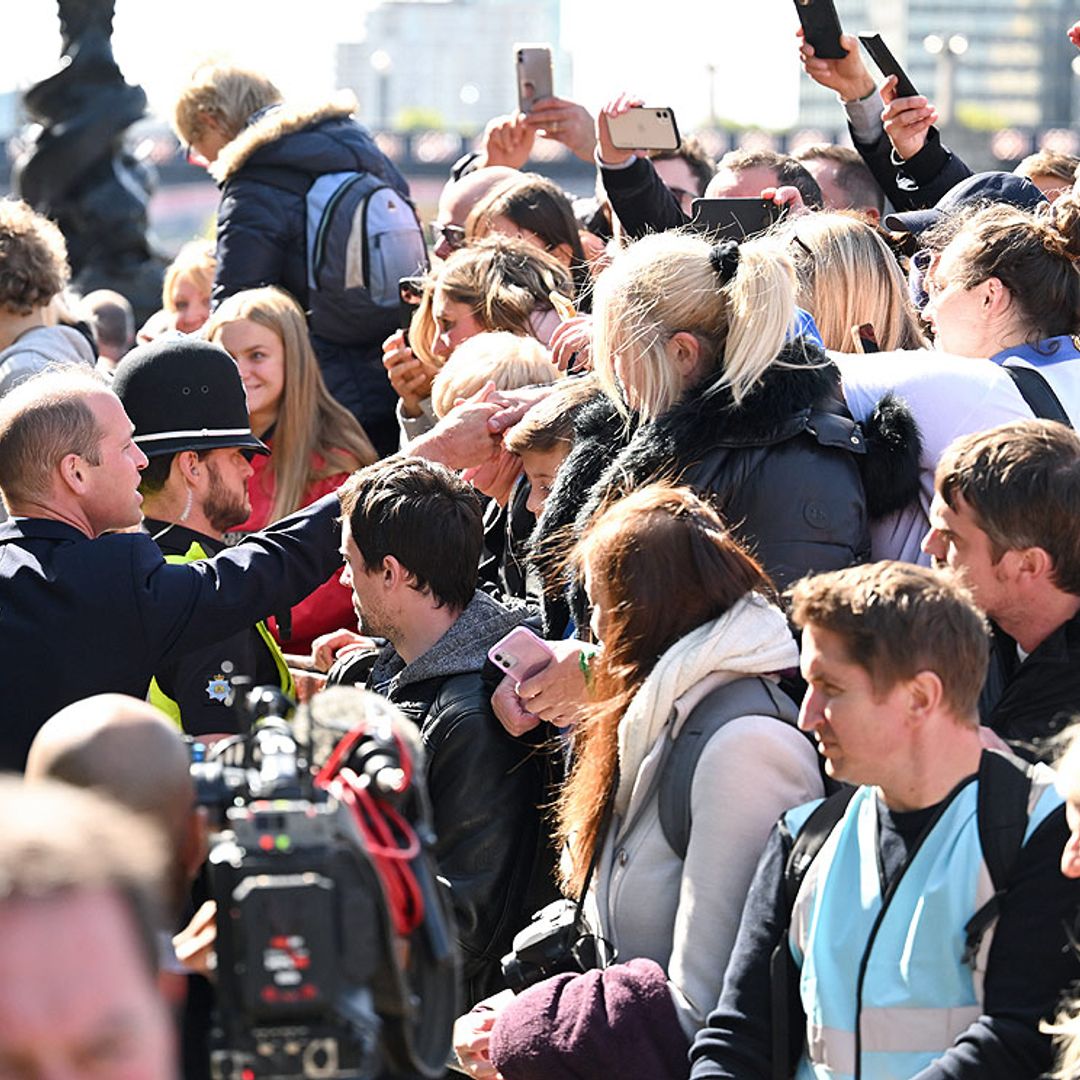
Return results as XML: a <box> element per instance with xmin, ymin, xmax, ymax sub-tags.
<box><xmin>0</xmin><ymin>344</ymin><xmax>342</xmax><ymax>771</ymax></box>
<box><xmin>113</xmin><ymin>338</ymin><xmax>293</xmax><ymax>735</ymax></box>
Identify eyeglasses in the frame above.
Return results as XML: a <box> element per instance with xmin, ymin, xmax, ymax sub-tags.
<box><xmin>430</xmin><ymin>222</ymin><xmax>467</xmax><ymax>252</ymax></box>
<box><xmin>790</xmin><ymin>234</ymin><xmax>814</xmax><ymax>260</ymax></box>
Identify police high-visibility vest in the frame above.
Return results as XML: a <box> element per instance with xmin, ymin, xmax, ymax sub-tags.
<box><xmin>148</xmin><ymin>540</ymin><xmax>295</xmax><ymax>729</ymax></box>
<box><xmin>785</xmin><ymin>768</ymin><xmax>1061</xmax><ymax>1080</ymax></box>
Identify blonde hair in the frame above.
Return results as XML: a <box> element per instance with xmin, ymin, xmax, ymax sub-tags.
<box><xmin>504</xmin><ymin>375</ymin><xmax>599</xmax><ymax>456</ymax></box>
<box><xmin>172</xmin><ymin>62</ymin><xmax>281</xmax><ymax>145</ymax></box>
<box><xmin>409</xmin><ymin>237</ymin><xmax>572</xmax><ymax>370</ymax></box>
<box><xmin>429</xmin><ymin>332</ymin><xmax>558</xmax><ymax>419</ymax></box>
<box><xmin>592</xmin><ymin>230</ymin><xmax>798</xmax><ymax>422</ymax></box>
<box><xmin>783</xmin><ymin>213</ymin><xmax>927</xmax><ymax>352</ymax></box>
<box><xmin>162</xmin><ymin>240</ymin><xmax>216</xmax><ymax>316</ymax></box>
<box><xmin>204</xmin><ymin>287</ymin><xmax>377</xmax><ymax>520</ymax></box>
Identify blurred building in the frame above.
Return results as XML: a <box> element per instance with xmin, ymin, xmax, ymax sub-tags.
<box><xmin>337</xmin><ymin>0</ymin><xmax>569</xmax><ymax>132</ymax></box>
<box><xmin>796</xmin><ymin>0</ymin><xmax>1074</xmax><ymax>133</ymax></box>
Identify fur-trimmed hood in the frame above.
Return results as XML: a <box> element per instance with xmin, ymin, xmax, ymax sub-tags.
<box><xmin>211</xmin><ymin>91</ymin><xmax>373</xmax><ymax>184</ymax></box>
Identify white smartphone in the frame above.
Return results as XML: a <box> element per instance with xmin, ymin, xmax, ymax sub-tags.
<box><xmin>488</xmin><ymin>626</ymin><xmax>556</xmax><ymax>682</ymax></box>
<box><xmin>515</xmin><ymin>44</ymin><xmax>553</xmax><ymax>114</ymax></box>
<box><xmin>607</xmin><ymin>107</ymin><xmax>681</xmax><ymax>152</ymax></box>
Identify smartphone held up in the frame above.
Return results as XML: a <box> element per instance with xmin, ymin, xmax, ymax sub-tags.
<box><xmin>516</xmin><ymin>44</ymin><xmax>553</xmax><ymax>114</ymax></box>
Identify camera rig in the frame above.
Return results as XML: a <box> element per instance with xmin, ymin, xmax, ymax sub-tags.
<box><xmin>191</xmin><ymin>684</ymin><xmax>460</xmax><ymax>1080</ymax></box>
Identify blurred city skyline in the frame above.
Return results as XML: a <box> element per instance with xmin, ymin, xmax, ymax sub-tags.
<box><xmin>4</xmin><ymin>0</ymin><xmax>802</xmax><ymax>133</ymax></box>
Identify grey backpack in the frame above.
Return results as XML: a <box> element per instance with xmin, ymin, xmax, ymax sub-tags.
<box><xmin>239</xmin><ymin>165</ymin><xmax>428</xmax><ymax>346</ymax></box>
<box><xmin>657</xmin><ymin>676</ymin><xmax>802</xmax><ymax>859</ymax></box>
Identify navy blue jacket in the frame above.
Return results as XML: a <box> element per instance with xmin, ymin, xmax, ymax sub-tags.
<box><xmin>209</xmin><ymin>98</ymin><xmax>411</xmax><ymax>451</ymax></box>
<box><xmin>0</xmin><ymin>493</ymin><xmax>341</xmax><ymax>771</ymax></box>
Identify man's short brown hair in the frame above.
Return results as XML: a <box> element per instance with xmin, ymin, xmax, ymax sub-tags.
<box><xmin>0</xmin><ymin>200</ymin><xmax>70</xmax><ymax>316</ymax></box>
<box><xmin>789</xmin><ymin>561</ymin><xmax>989</xmax><ymax>721</ymax></box>
<box><xmin>0</xmin><ymin>369</ymin><xmax>108</xmax><ymax>507</ymax></box>
<box><xmin>936</xmin><ymin>420</ymin><xmax>1080</xmax><ymax>596</ymax></box>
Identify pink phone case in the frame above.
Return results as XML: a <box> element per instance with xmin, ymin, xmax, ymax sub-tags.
<box><xmin>488</xmin><ymin>627</ymin><xmax>555</xmax><ymax>681</ymax></box>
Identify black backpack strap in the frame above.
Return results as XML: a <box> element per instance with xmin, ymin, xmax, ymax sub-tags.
<box><xmin>961</xmin><ymin>750</ymin><xmax>1035</xmax><ymax>966</ymax></box>
<box><xmin>657</xmin><ymin>677</ymin><xmax>800</xmax><ymax>860</ymax></box>
<box><xmin>770</xmin><ymin>786</ymin><xmax>856</xmax><ymax>1080</ymax></box>
<box><xmin>1004</xmin><ymin>364</ymin><xmax>1072</xmax><ymax>427</ymax></box>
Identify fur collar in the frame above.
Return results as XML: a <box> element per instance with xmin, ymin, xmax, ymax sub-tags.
<box><xmin>211</xmin><ymin>91</ymin><xmax>359</xmax><ymax>183</ymax></box>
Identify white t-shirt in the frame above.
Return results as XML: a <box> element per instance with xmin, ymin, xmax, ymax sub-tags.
<box><xmin>836</xmin><ymin>349</ymin><xmax>1033</xmax><ymax>564</ymax></box>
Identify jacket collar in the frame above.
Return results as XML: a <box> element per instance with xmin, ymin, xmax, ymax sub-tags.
<box><xmin>211</xmin><ymin>91</ymin><xmax>359</xmax><ymax>184</ymax></box>
<box><xmin>0</xmin><ymin>516</ymin><xmax>91</xmax><ymax>543</ymax></box>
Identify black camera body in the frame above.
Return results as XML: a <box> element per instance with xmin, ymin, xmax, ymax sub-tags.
<box><xmin>500</xmin><ymin>898</ymin><xmax>597</xmax><ymax>993</ymax></box>
<box><xmin>192</xmin><ymin>685</ymin><xmax>459</xmax><ymax>1080</ymax></box>
<box><xmin>207</xmin><ymin>798</ymin><xmax>383</xmax><ymax>1079</ymax></box>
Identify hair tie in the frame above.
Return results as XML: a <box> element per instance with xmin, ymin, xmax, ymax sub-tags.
<box><xmin>708</xmin><ymin>240</ymin><xmax>740</xmax><ymax>286</ymax></box>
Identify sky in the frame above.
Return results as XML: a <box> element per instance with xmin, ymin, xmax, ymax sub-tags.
<box><xmin>4</xmin><ymin>1</ymin><xmax>803</xmax><ymax>132</ymax></box>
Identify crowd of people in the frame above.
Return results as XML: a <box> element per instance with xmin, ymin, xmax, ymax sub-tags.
<box><xmin>5</xmin><ymin>17</ymin><xmax>1080</xmax><ymax>1080</ymax></box>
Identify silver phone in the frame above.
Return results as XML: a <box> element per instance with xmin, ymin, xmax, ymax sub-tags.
<box><xmin>515</xmin><ymin>44</ymin><xmax>553</xmax><ymax>114</ymax></box>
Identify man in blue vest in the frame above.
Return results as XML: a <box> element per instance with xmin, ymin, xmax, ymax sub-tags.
<box><xmin>113</xmin><ymin>337</ymin><xmax>294</xmax><ymax>735</ymax></box>
<box><xmin>689</xmin><ymin>561</ymin><xmax>1080</xmax><ymax>1080</ymax></box>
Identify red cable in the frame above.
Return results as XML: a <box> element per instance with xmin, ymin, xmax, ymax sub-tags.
<box><xmin>315</xmin><ymin>727</ymin><xmax>425</xmax><ymax>936</ymax></box>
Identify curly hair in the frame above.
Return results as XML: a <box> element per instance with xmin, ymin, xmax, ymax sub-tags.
<box><xmin>0</xmin><ymin>200</ymin><xmax>70</xmax><ymax>316</ymax></box>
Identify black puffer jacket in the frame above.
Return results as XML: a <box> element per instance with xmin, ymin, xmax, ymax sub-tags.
<box><xmin>209</xmin><ymin>96</ymin><xmax>411</xmax><ymax>453</ymax></box>
<box><xmin>534</xmin><ymin>340</ymin><xmax>921</xmax><ymax>632</ymax></box>
<box><xmin>329</xmin><ymin>591</ymin><xmax>559</xmax><ymax>1004</ymax></box>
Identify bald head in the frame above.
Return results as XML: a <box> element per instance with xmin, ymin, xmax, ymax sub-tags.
<box><xmin>434</xmin><ymin>167</ymin><xmax>521</xmax><ymax>259</ymax></box>
<box><xmin>27</xmin><ymin>695</ymin><xmax>193</xmax><ymax>842</ymax></box>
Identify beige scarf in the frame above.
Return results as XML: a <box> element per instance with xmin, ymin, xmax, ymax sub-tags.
<box><xmin>614</xmin><ymin>593</ymin><xmax>800</xmax><ymax>817</ymax></box>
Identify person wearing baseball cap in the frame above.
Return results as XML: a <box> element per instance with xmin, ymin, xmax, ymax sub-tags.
<box><xmin>112</xmin><ymin>336</ymin><xmax>294</xmax><ymax>735</ymax></box>
<box><xmin>883</xmin><ymin>171</ymin><xmax>1047</xmax><ymax>236</ymax></box>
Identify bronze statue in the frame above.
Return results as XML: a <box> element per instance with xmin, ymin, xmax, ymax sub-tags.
<box><xmin>14</xmin><ymin>0</ymin><xmax>165</xmax><ymax>324</ymax></box>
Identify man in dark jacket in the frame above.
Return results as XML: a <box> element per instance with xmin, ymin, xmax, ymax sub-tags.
<box><xmin>334</xmin><ymin>457</ymin><xmax>553</xmax><ymax>1005</ymax></box>
<box><xmin>923</xmin><ymin>420</ymin><xmax>1080</xmax><ymax>761</ymax></box>
<box><xmin>0</xmin><ymin>361</ymin><xmax>341</xmax><ymax>771</ymax></box>
<box><xmin>173</xmin><ymin>64</ymin><xmax>413</xmax><ymax>455</ymax></box>
<box><xmin>113</xmin><ymin>336</ymin><xmax>294</xmax><ymax>735</ymax></box>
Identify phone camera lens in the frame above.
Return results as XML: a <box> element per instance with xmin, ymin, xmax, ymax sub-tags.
<box><xmin>495</xmin><ymin>654</ymin><xmax>503</xmax><ymax>663</ymax></box>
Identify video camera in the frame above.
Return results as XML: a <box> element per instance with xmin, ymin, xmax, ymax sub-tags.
<box><xmin>190</xmin><ymin>683</ymin><xmax>460</xmax><ymax>1080</ymax></box>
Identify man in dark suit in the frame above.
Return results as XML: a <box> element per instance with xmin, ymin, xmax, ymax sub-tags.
<box><xmin>0</xmin><ymin>344</ymin><xmax>341</xmax><ymax>770</ymax></box>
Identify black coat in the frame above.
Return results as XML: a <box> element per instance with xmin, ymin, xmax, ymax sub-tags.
<box><xmin>329</xmin><ymin>592</ymin><xmax>560</xmax><ymax>1005</ymax></box>
<box><xmin>210</xmin><ymin>98</ymin><xmax>412</xmax><ymax>452</ymax></box>
<box><xmin>980</xmin><ymin>610</ymin><xmax>1080</xmax><ymax>763</ymax></box>
<box><xmin>0</xmin><ymin>494</ymin><xmax>341</xmax><ymax>771</ymax></box>
<box><xmin>534</xmin><ymin>341</ymin><xmax>921</xmax><ymax>633</ymax></box>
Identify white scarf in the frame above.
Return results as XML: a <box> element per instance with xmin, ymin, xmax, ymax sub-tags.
<box><xmin>613</xmin><ymin>593</ymin><xmax>800</xmax><ymax>817</ymax></box>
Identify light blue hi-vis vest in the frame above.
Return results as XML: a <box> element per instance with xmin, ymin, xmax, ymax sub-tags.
<box><xmin>785</xmin><ymin>769</ymin><xmax>1062</xmax><ymax>1080</ymax></box>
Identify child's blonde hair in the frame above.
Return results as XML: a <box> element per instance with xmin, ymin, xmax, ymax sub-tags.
<box><xmin>430</xmin><ymin>332</ymin><xmax>558</xmax><ymax>419</ymax></box>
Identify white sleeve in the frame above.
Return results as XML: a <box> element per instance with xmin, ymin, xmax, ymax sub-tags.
<box><xmin>666</xmin><ymin>715</ymin><xmax>823</xmax><ymax>1038</ymax></box>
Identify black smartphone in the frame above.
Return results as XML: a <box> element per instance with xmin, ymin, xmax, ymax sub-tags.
<box><xmin>515</xmin><ymin>44</ymin><xmax>553</xmax><ymax>114</ymax></box>
<box><xmin>858</xmin><ymin>34</ymin><xmax>919</xmax><ymax>99</ymax></box>
<box><xmin>690</xmin><ymin>198</ymin><xmax>781</xmax><ymax>242</ymax></box>
<box><xmin>398</xmin><ymin>275</ymin><xmax>425</xmax><ymax>344</ymax></box>
<box><xmin>794</xmin><ymin>0</ymin><xmax>847</xmax><ymax>60</ymax></box>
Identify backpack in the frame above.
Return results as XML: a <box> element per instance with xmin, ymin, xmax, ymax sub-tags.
<box><xmin>768</xmin><ymin>749</ymin><xmax>1036</xmax><ymax>1080</ymax></box>
<box><xmin>238</xmin><ymin>165</ymin><xmax>429</xmax><ymax>346</ymax></box>
<box><xmin>657</xmin><ymin>676</ymin><xmax>815</xmax><ymax>860</ymax></box>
